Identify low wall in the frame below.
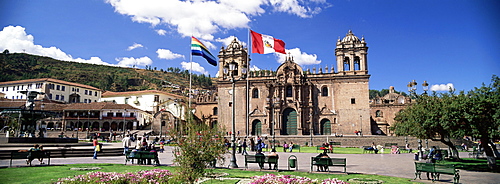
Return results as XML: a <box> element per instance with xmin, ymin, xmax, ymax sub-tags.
<box><xmin>7</xmin><ymin>137</ymin><xmax>78</xmax><ymax>143</ymax></box>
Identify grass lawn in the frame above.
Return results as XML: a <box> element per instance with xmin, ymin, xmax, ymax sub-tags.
<box><xmin>0</xmin><ymin>163</ymin><xmax>418</xmax><ymax>184</ymax></box>
<box><xmin>255</xmin><ymin>146</ymin><xmax>391</xmax><ymax>154</ymax></box>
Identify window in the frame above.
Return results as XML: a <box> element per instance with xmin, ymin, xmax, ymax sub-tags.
<box><xmin>354</xmin><ymin>56</ymin><xmax>361</xmax><ymax>70</ymax></box>
<box><xmin>61</xmin><ymin>95</ymin><xmax>65</xmax><ymax>101</ymax></box>
<box><xmin>84</xmin><ymin>90</ymin><xmax>88</xmax><ymax>95</ymax></box>
<box><xmin>55</xmin><ymin>95</ymin><xmax>60</xmax><ymax>100</ymax></box>
<box><xmin>343</xmin><ymin>57</ymin><xmax>350</xmax><ymax>71</ymax></box>
<box><xmin>56</xmin><ymin>85</ymin><xmax>60</xmax><ymax>90</ymax></box>
<box><xmin>61</xmin><ymin>86</ymin><xmax>65</xmax><ymax>91</ymax></box>
<box><xmin>351</xmin><ymin>98</ymin><xmax>356</xmax><ymax>104</ymax></box>
<box><xmin>286</xmin><ymin>86</ymin><xmax>293</xmax><ymax>97</ymax></box>
<box><xmin>89</xmin><ymin>91</ymin><xmax>92</xmax><ymax>96</ymax></box>
<box><xmin>95</xmin><ymin>92</ymin><xmax>98</xmax><ymax>96</ymax></box>
<box><xmin>213</xmin><ymin>107</ymin><xmax>218</xmax><ymax>115</ymax></box>
<box><xmin>252</xmin><ymin>88</ymin><xmax>259</xmax><ymax>98</ymax></box>
<box><xmin>84</xmin><ymin>99</ymin><xmax>88</xmax><ymax>103</ymax></box>
<box><xmin>130</xmin><ymin>113</ymin><xmax>135</xmax><ymax>117</ymax></box>
<box><xmin>375</xmin><ymin>110</ymin><xmax>383</xmax><ymax>117</ymax></box>
<box><xmin>107</xmin><ymin>112</ymin><xmax>113</xmax><ymax>117</ymax></box>
<box><xmin>49</xmin><ymin>94</ymin><xmax>53</xmax><ymax>100</ymax></box>
<box><xmin>321</xmin><ymin>87</ymin><xmax>328</xmax><ymax>96</ymax></box>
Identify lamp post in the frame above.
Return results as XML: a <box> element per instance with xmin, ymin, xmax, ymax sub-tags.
<box><xmin>408</xmin><ymin>80</ymin><xmax>429</xmax><ymax>160</ymax></box>
<box><xmin>224</xmin><ymin>61</ymin><xmax>247</xmax><ymax>168</ymax></box>
<box><xmin>123</xmin><ymin>109</ymin><xmax>127</xmax><ymax>136</ymax></box>
<box><xmin>359</xmin><ymin>115</ymin><xmax>363</xmax><ymax>137</ymax></box>
<box><xmin>267</xmin><ymin>97</ymin><xmax>280</xmax><ymax>152</ymax></box>
<box><xmin>310</xmin><ymin>113</ymin><xmax>313</xmax><ymax>147</ymax></box>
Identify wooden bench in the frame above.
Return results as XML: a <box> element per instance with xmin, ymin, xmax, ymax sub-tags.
<box><xmin>290</xmin><ymin>144</ymin><xmax>300</xmax><ymax>152</ymax></box>
<box><xmin>10</xmin><ymin>150</ymin><xmax>50</xmax><ymax>166</ymax></box>
<box><xmin>244</xmin><ymin>155</ymin><xmax>278</xmax><ymax>170</ymax></box>
<box><xmin>125</xmin><ymin>150</ymin><xmax>160</xmax><ymax>165</ymax></box>
<box><xmin>316</xmin><ymin>146</ymin><xmax>333</xmax><ymax>153</ymax></box>
<box><xmin>310</xmin><ymin>157</ymin><xmax>346</xmax><ymax>173</ymax></box>
<box><xmin>362</xmin><ymin>146</ymin><xmax>375</xmax><ymax>154</ymax></box>
<box><xmin>384</xmin><ymin>143</ymin><xmax>398</xmax><ymax>149</ymax></box>
<box><xmin>414</xmin><ymin>162</ymin><xmax>459</xmax><ymax>184</ymax></box>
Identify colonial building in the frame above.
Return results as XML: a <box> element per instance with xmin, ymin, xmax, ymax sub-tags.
<box><xmin>0</xmin><ymin>78</ymin><xmax>102</xmax><ymax>103</ymax></box>
<box><xmin>215</xmin><ymin>30</ymin><xmax>372</xmax><ymax>137</ymax></box>
<box><xmin>370</xmin><ymin>86</ymin><xmax>411</xmax><ymax>135</ymax></box>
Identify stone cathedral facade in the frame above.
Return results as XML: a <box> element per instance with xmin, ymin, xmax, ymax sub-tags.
<box><xmin>213</xmin><ymin>30</ymin><xmax>372</xmax><ymax>137</ymax></box>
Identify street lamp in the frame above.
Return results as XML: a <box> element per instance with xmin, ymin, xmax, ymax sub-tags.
<box><xmin>224</xmin><ymin>61</ymin><xmax>247</xmax><ymax>168</ymax></box>
<box><xmin>123</xmin><ymin>109</ymin><xmax>127</xmax><ymax>136</ymax></box>
<box><xmin>267</xmin><ymin>97</ymin><xmax>280</xmax><ymax>152</ymax></box>
<box><xmin>408</xmin><ymin>80</ymin><xmax>429</xmax><ymax>160</ymax></box>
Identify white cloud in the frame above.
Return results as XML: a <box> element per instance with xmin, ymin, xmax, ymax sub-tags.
<box><xmin>180</xmin><ymin>61</ymin><xmax>208</xmax><ymax>75</ymax></box>
<box><xmin>116</xmin><ymin>56</ymin><xmax>153</xmax><ymax>67</ymax></box>
<box><xmin>430</xmin><ymin>83</ymin><xmax>455</xmax><ymax>92</ymax></box>
<box><xmin>106</xmin><ymin>0</ymin><xmax>328</xmax><ymax>39</ymax></box>
<box><xmin>249</xmin><ymin>65</ymin><xmax>261</xmax><ymax>71</ymax></box>
<box><xmin>155</xmin><ymin>29</ymin><xmax>167</xmax><ymax>35</ymax></box>
<box><xmin>276</xmin><ymin>48</ymin><xmax>321</xmax><ymax>65</ymax></box>
<box><xmin>127</xmin><ymin>43</ymin><xmax>144</xmax><ymax>51</ymax></box>
<box><xmin>0</xmin><ymin>25</ymin><xmax>113</xmax><ymax>65</ymax></box>
<box><xmin>216</xmin><ymin>36</ymin><xmax>246</xmax><ymax>48</ymax></box>
<box><xmin>156</xmin><ymin>49</ymin><xmax>184</xmax><ymax>60</ymax></box>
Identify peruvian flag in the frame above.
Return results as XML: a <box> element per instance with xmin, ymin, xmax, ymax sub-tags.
<box><xmin>250</xmin><ymin>30</ymin><xmax>286</xmax><ymax>54</ymax></box>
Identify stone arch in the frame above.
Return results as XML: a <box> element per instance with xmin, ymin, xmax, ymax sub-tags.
<box><xmin>320</xmin><ymin>118</ymin><xmax>331</xmax><ymax>135</ymax></box>
<box><xmin>281</xmin><ymin>108</ymin><xmax>297</xmax><ymax>135</ymax></box>
<box><xmin>251</xmin><ymin>119</ymin><xmax>262</xmax><ymax>136</ymax></box>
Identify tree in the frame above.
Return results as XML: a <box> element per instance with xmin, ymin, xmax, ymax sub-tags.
<box><xmin>168</xmin><ymin>110</ymin><xmax>226</xmax><ymax>183</ymax></box>
<box><xmin>393</xmin><ymin>75</ymin><xmax>500</xmax><ymax>169</ymax></box>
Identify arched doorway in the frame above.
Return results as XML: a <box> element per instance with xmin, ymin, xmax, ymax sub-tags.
<box><xmin>92</xmin><ymin>122</ymin><xmax>99</xmax><ymax>131</ymax></box>
<box><xmin>110</xmin><ymin>122</ymin><xmax>117</xmax><ymax>131</ymax></box>
<box><xmin>320</xmin><ymin>119</ymin><xmax>331</xmax><ymax>135</ymax></box>
<box><xmin>103</xmin><ymin>122</ymin><xmax>110</xmax><ymax>131</ymax></box>
<box><xmin>251</xmin><ymin>119</ymin><xmax>262</xmax><ymax>136</ymax></box>
<box><xmin>282</xmin><ymin>108</ymin><xmax>297</xmax><ymax>135</ymax></box>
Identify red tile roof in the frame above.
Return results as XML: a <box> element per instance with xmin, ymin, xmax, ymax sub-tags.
<box><xmin>0</xmin><ymin>78</ymin><xmax>101</xmax><ymax>91</ymax></box>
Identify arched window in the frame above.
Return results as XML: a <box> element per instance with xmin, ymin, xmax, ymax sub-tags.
<box><xmin>286</xmin><ymin>86</ymin><xmax>293</xmax><ymax>97</ymax></box>
<box><xmin>252</xmin><ymin>88</ymin><xmax>259</xmax><ymax>98</ymax></box>
<box><xmin>321</xmin><ymin>86</ymin><xmax>328</xmax><ymax>96</ymax></box>
<box><xmin>213</xmin><ymin>107</ymin><xmax>218</xmax><ymax>115</ymax></box>
<box><xmin>354</xmin><ymin>56</ymin><xmax>361</xmax><ymax>70</ymax></box>
<box><xmin>343</xmin><ymin>57</ymin><xmax>350</xmax><ymax>71</ymax></box>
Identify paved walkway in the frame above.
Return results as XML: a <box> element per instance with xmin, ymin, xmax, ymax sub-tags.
<box><xmin>1</xmin><ymin>143</ymin><xmax>499</xmax><ymax>184</ymax></box>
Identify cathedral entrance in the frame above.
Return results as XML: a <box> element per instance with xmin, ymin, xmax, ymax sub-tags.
<box><xmin>251</xmin><ymin>120</ymin><xmax>262</xmax><ymax>136</ymax></box>
<box><xmin>320</xmin><ymin>119</ymin><xmax>331</xmax><ymax>135</ymax></box>
<box><xmin>282</xmin><ymin>108</ymin><xmax>297</xmax><ymax>135</ymax></box>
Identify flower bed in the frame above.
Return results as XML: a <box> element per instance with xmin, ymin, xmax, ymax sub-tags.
<box><xmin>250</xmin><ymin>174</ymin><xmax>348</xmax><ymax>184</ymax></box>
<box><xmin>55</xmin><ymin>169</ymin><xmax>172</xmax><ymax>184</ymax></box>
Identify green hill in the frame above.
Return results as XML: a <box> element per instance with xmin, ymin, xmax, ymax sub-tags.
<box><xmin>0</xmin><ymin>51</ymin><xmax>214</xmax><ymax>93</ymax></box>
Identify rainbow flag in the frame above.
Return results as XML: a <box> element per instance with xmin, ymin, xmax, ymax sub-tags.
<box><xmin>191</xmin><ymin>36</ymin><xmax>217</xmax><ymax>66</ymax></box>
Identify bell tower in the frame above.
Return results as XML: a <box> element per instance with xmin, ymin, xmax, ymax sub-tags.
<box><xmin>335</xmin><ymin>30</ymin><xmax>368</xmax><ymax>75</ymax></box>
<box><xmin>218</xmin><ymin>38</ymin><xmax>248</xmax><ymax>79</ymax></box>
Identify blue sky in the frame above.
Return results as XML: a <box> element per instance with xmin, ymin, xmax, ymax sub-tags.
<box><xmin>1</xmin><ymin>0</ymin><xmax>498</xmax><ymax>92</ymax></box>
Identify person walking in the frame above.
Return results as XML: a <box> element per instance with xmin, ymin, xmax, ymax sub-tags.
<box><xmin>241</xmin><ymin>139</ymin><xmax>248</xmax><ymax>155</ymax></box>
<box><xmin>122</xmin><ymin>134</ymin><xmax>131</xmax><ymax>154</ymax></box>
<box><xmin>92</xmin><ymin>136</ymin><xmax>99</xmax><ymax>159</ymax></box>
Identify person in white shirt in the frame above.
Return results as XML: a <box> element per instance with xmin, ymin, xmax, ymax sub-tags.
<box><xmin>122</xmin><ymin>134</ymin><xmax>131</xmax><ymax>154</ymax></box>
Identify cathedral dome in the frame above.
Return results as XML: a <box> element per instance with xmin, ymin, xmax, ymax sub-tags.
<box><xmin>341</xmin><ymin>30</ymin><xmax>360</xmax><ymax>43</ymax></box>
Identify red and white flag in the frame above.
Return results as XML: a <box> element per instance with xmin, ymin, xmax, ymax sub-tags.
<box><xmin>250</xmin><ymin>30</ymin><xmax>286</xmax><ymax>54</ymax></box>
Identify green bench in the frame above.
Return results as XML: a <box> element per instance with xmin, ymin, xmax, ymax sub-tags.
<box><xmin>244</xmin><ymin>155</ymin><xmax>278</xmax><ymax>170</ymax></box>
<box><xmin>125</xmin><ymin>150</ymin><xmax>160</xmax><ymax>165</ymax></box>
<box><xmin>414</xmin><ymin>162</ymin><xmax>459</xmax><ymax>184</ymax></box>
<box><xmin>290</xmin><ymin>144</ymin><xmax>300</xmax><ymax>152</ymax></box>
<box><xmin>310</xmin><ymin>157</ymin><xmax>346</xmax><ymax>173</ymax></box>
<box><xmin>362</xmin><ymin>146</ymin><xmax>375</xmax><ymax>154</ymax></box>
<box><xmin>10</xmin><ymin>150</ymin><xmax>50</xmax><ymax>166</ymax></box>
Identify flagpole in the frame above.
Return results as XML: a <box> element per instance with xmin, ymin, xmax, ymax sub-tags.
<box><xmin>189</xmin><ymin>37</ymin><xmax>193</xmax><ymax>125</ymax></box>
<box><xmin>246</xmin><ymin>29</ymin><xmax>250</xmax><ymax>137</ymax></box>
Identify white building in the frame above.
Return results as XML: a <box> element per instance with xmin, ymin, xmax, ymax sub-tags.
<box><xmin>0</xmin><ymin>78</ymin><xmax>102</xmax><ymax>103</ymax></box>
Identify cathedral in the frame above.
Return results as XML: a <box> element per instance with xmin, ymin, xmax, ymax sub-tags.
<box><xmin>212</xmin><ymin>30</ymin><xmax>372</xmax><ymax>137</ymax></box>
